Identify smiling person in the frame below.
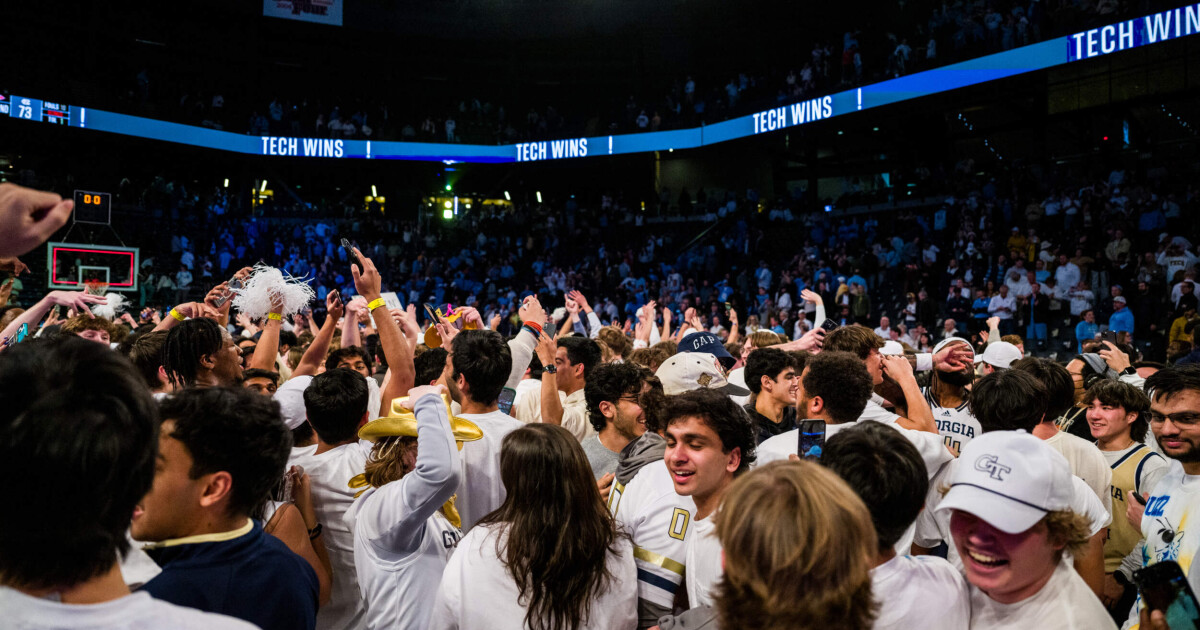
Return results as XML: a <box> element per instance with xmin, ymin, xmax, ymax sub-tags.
<box><xmin>162</xmin><ymin>318</ymin><xmax>244</xmax><ymax>389</ymax></box>
<box><xmin>937</xmin><ymin>431</ymin><xmax>1115</xmax><ymax>629</ymax></box>
<box><xmin>741</xmin><ymin>347</ymin><xmax>799</xmax><ymax>444</ymax></box>
<box><xmin>583</xmin><ymin>362</ymin><xmax>654</xmax><ymax>480</ymax></box>
<box><xmin>1081</xmin><ymin>380</ymin><xmax>1167</xmax><ymax>617</ymax></box>
<box><xmin>1123</xmin><ymin>366</ymin><xmax>1200</xmax><ymax>628</ymax></box>
<box><xmin>662</xmin><ymin>388</ymin><xmax>756</xmax><ymax>610</ymax></box>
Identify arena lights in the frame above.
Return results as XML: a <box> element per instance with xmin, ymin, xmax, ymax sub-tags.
<box><xmin>223</xmin><ymin>178</ymin><xmax>229</xmax><ymax>188</ymax></box>
<box><xmin>6</xmin><ymin>6</ymin><xmax>1200</xmax><ymax>163</ymax></box>
<box><xmin>536</xmin><ymin>191</ymin><xmax>543</xmax><ymax>203</ymax></box>
<box><xmin>504</xmin><ymin>191</ymin><xmax>511</xmax><ymax>201</ymax></box>
<box><xmin>371</xmin><ymin>185</ymin><xmax>377</xmax><ymax>198</ymax></box>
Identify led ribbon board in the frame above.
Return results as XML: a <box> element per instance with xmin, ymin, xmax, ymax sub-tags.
<box><xmin>8</xmin><ymin>4</ymin><xmax>1200</xmax><ymax>163</ymax></box>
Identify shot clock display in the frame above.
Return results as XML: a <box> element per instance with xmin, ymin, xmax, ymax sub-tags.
<box><xmin>73</xmin><ymin>190</ymin><xmax>112</xmax><ymax>225</ymax></box>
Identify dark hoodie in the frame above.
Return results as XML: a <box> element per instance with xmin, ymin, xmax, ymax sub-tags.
<box><xmin>614</xmin><ymin>431</ymin><xmax>667</xmax><ymax>489</ymax></box>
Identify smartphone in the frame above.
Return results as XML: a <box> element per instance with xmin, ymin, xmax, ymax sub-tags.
<box><xmin>423</xmin><ymin>303</ymin><xmax>441</xmax><ymax>325</ymax></box>
<box><xmin>211</xmin><ymin>277</ymin><xmax>245</xmax><ymax>308</ymax></box>
<box><xmin>723</xmin><ymin>302</ymin><xmax>732</xmax><ymax>313</ymax></box>
<box><xmin>341</xmin><ymin>238</ymin><xmax>363</xmax><ymax>270</ymax></box>
<box><xmin>544</xmin><ymin>322</ymin><xmax>557</xmax><ymax>338</ymax></box>
<box><xmin>1100</xmin><ymin>330</ymin><xmax>1118</xmax><ymax>345</ymax></box>
<box><xmin>820</xmin><ymin>318</ymin><xmax>840</xmax><ymax>332</ymax></box>
<box><xmin>797</xmin><ymin>419</ymin><xmax>826</xmax><ymax>460</ymax></box>
<box><xmin>1134</xmin><ymin>561</ymin><xmax>1200</xmax><ymax>629</ymax></box>
<box><xmin>498</xmin><ymin>387</ymin><xmax>517</xmax><ymax>415</ymax></box>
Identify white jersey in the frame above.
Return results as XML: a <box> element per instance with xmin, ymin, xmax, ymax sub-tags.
<box><xmin>456</xmin><ymin>410</ymin><xmax>524</xmax><ymax>532</ymax></box>
<box><xmin>0</xmin><ymin>587</ymin><xmax>257</xmax><ymax>630</ymax></box>
<box><xmin>872</xmin><ymin>555</ymin><xmax>969</xmax><ymax>630</ymax></box>
<box><xmin>289</xmin><ymin>441</ymin><xmax>372</xmax><ymax>630</ymax></box>
<box><xmin>429</xmin><ymin>523</ymin><xmax>638</xmax><ymax>629</ymax></box>
<box><xmin>684</xmin><ymin>515</ymin><xmax>721</xmax><ymax>609</ymax></box>
<box><xmin>922</xmin><ymin>387</ymin><xmax>980</xmax><ymax>457</ymax></box>
<box><xmin>344</xmin><ymin>394</ymin><xmax>464</xmax><ymax>630</ymax></box>
<box><xmin>915</xmin><ymin>458</ymin><xmax>1111</xmax><ymax>570</ymax></box>
<box><xmin>611</xmin><ymin>460</ymin><xmax>695</xmax><ymax>627</ymax></box>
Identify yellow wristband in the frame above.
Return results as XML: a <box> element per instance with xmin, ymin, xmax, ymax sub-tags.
<box><xmin>169</xmin><ymin>308</ymin><xmax>186</xmax><ymax>322</ymax></box>
<box><xmin>267</xmin><ymin>312</ymin><xmax>283</xmax><ymax>321</ymax></box>
<box><xmin>367</xmin><ymin>298</ymin><xmax>387</xmax><ymax>312</ymax></box>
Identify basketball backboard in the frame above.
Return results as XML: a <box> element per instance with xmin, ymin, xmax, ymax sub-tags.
<box><xmin>46</xmin><ymin>242</ymin><xmax>140</xmax><ymax>292</ymax></box>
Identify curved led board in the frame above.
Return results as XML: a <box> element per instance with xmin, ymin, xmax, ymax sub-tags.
<box><xmin>5</xmin><ymin>5</ymin><xmax>1198</xmax><ymax>163</ymax></box>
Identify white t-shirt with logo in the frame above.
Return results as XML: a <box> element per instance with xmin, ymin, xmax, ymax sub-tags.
<box><xmin>872</xmin><ymin>554</ymin><xmax>970</xmax><ymax>630</ymax></box>
<box><xmin>289</xmin><ymin>441</ymin><xmax>372</xmax><ymax>630</ymax></box>
<box><xmin>0</xmin><ymin>587</ymin><xmax>257</xmax><ymax>630</ymax></box>
<box><xmin>1123</xmin><ymin>461</ymin><xmax>1200</xmax><ymax>629</ymax></box>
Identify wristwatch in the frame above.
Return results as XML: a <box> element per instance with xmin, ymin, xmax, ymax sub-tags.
<box><xmin>543</xmin><ymin>364</ymin><xmax>557</xmax><ymax>375</ymax></box>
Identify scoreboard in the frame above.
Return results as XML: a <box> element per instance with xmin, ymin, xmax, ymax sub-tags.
<box><xmin>3</xmin><ymin>95</ymin><xmax>73</xmax><ymax>125</ymax></box>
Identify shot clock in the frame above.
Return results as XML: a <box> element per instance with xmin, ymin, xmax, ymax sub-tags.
<box><xmin>73</xmin><ymin>190</ymin><xmax>112</xmax><ymax>225</ymax></box>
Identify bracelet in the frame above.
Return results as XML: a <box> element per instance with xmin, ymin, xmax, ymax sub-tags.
<box><xmin>367</xmin><ymin>298</ymin><xmax>387</xmax><ymax>312</ymax></box>
<box><xmin>307</xmin><ymin>523</ymin><xmax>323</xmax><ymax>540</ymax></box>
<box><xmin>267</xmin><ymin>312</ymin><xmax>283</xmax><ymax>321</ymax></box>
<box><xmin>169</xmin><ymin>308</ymin><xmax>186</xmax><ymax>322</ymax></box>
<box><xmin>522</xmin><ymin>321</ymin><xmax>543</xmax><ymax>336</ymax></box>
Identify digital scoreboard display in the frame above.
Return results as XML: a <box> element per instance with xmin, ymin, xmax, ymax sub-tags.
<box><xmin>0</xmin><ymin>94</ymin><xmax>8</xmax><ymax>116</ymax></box>
<box><xmin>42</xmin><ymin>101</ymin><xmax>69</xmax><ymax>124</ymax></box>
<box><xmin>2</xmin><ymin>95</ymin><xmax>68</xmax><ymax>124</ymax></box>
<box><xmin>72</xmin><ymin>190</ymin><xmax>112</xmax><ymax>225</ymax></box>
<box><xmin>8</xmin><ymin>95</ymin><xmax>40</xmax><ymax>121</ymax></box>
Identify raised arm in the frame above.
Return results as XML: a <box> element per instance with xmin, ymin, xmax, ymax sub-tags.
<box><xmin>1</xmin><ymin>290</ymin><xmax>105</xmax><ymax>346</ymax></box>
<box><xmin>536</xmin><ymin>333</ymin><xmax>565</xmax><ymax>426</ymax></box>
<box><xmin>362</xmin><ymin>386</ymin><xmax>460</xmax><ymax>554</ymax></box>
<box><xmin>880</xmin><ymin>355</ymin><xmax>937</xmax><ymax>434</ymax></box>
<box><xmin>249</xmin><ymin>292</ymin><xmax>286</xmax><ymax>372</ymax></box>
<box><xmin>353</xmin><ymin>247</ymin><xmax>414</xmax><ymax>411</ymax></box>
<box><xmin>505</xmin><ymin>296</ymin><xmax>545</xmax><ymax>389</ymax></box>
<box><xmin>293</xmin><ymin>290</ymin><xmax>344</xmax><ymax>378</ymax></box>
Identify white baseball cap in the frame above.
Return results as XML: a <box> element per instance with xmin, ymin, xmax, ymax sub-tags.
<box><xmin>973</xmin><ymin>341</ymin><xmax>1022</xmax><ymax>369</ymax></box>
<box><xmin>936</xmin><ymin>430</ymin><xmax>1073</xmax><ymax>533</ymax></box>
<box><xmin>274</xmin><ymin>375</ymin><xmax>314</xmax><ymax>430</ymax></box>
<box><xmin>932</xmin><ymin>336</ymin><xmax>975</xmax><ymax>358</ymax></box>
<box><xmin>880</xmin><ymin>340</ymin><xmax>905</xmax><ymax>356</ymax></box>
<box><xmin>655</xmin><ymin>353</ymin><xmax>750</xmax><ymax>397</ymax></box>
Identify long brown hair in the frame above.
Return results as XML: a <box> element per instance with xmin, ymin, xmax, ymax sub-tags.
<box><xmin>715</xmin><ymin>461</ymin><xmax>877</xmax><ymax>630</ymax></box>
<box><xmin>362</xmin><ymin>435</ymin><xmax>417</xmax><ymax>488</ymax></box>
<box><xmin>479</xmin><ymin>424</ymin><xmax>625</xmax><ymax>630</ymax></box>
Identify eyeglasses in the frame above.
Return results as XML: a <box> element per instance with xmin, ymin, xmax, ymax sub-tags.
<box><xmin>618</xmin><ymin>394</ymin><xmax>642</xmax><ymax>405</ymax></box>
<box><xmin>1148</xmin><ymin>412</ymin><xmax>1200</xmax><ymax>427</ymax></box>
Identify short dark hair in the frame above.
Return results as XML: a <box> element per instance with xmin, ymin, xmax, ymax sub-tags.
<box><xmin>558</xmin><ymin>336</ymin><xmax>602</xmax><ymax>380</ymax></box>
<box><xmin>662</xmin><ymin>388</ymin><xmax>756</xmax><ymax>474</ymax></box>
<box><xmin>970</xmin><ymin>369</ymin><xmax>1049</xmax><ymax>432</ymax></box>
<box><xmin>1012</xmin><ymin>357</ymin><xmax>1074</xmax><ymax>422</ymax></box>
<box><xmin>159</xmin><ymin>387</ymin><xmax>292</xmax><ymax>519</ymax></box>
<box><xmin>123</xmin><ymin>329</ymin><xmax>170</xmax><ymax>389</ymax></box>
<box><xmin>823</xmin><ymin>422</ymin><xmax>929</xmax><ymax>549</ymax></box>
<box><xmin>325</xmin><ymin>346</ymin><xmax>372</xmax><ymax>373</ymax></box>
<box><xmin>585</xmin><ymin>362</ymin><xmax>650</xmax><ymax>432</ymax></box>
<box><xmin>304</xmin><ymin>368</ymin><xmax>369</xmax><ymax>444</ymax></box>
<box><xmin>823</xmin><ymin>325</ymin><xmax>885</xmax><ymax>360</ymax></box>
<box><xmin>277</xmin><ymin>330</ymin><xmax>299</xmax><ymax>349</ymax></box>
<box><xmin>1082</xmin><ymin>380</ymin><xmax>1152</xmax><ymax>442</ymax></box>
<box><xmin>1146</xmin><ymin>365</ymin><xmax>1200</xmax><ymax>406</ymax></box>
<box><xmin>163</xmin><ymin>318</ymin><xmax>225</xmax><ymax>388</ymax></box>
<box><xmin>0</xmin><ymin>337</ymin><xmax>158</xmax><ymax>590</ymax></box>
<box><xmin>414</xmin><ymin>347</ymin><xmax>448</xmax><ymax>386</ymax></box>
<box><xmin>242</xmin><ymin>368</ymin><xmax>280</xmax><ymax>386</ymax></box>
<box><xmin>802</xmin><ymin>351</ymin><xmax>873</xmax><ymax>424</ymax></box>
<box><xmin>450</xmin><ymin>329</ymin><xmax>513</xmax><ymax>405</ymax></box>
<box><xmin>744</xmin><ymin>348</ymin><xmax>796</xmax><ymax>395</ymax></box>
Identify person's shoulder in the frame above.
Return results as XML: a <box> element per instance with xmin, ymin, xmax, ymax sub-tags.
<box><xmin>138</xmin><ymin>595</ymin><xmax>261</xmax><ymax>630</ymax></box>
<box><xmin>756</xmin><ymin>430</ymin><xmax>799</xmax><ymax>466</ymax></box>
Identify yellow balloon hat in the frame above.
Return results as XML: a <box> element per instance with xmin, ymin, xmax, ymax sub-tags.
<box><xmin>358</xmin><ymin>393</ymin><xmax>483</xmax><ymax>447</ymax></box>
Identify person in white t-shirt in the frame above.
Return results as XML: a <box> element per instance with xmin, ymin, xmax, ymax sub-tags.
<box><xmin>660</xmin><ymin>389</ymin><xmax>757</xmax><ymax>610</ymax></box>
<box><xmin>289</xmin><ymin>368</ymin><xmax>375</xmax><ymax>630</ymax></box>
<box><xmin>913</xmin><ymin>370</ymin><xmax>1112</xmax><ymax>577</ymax></box>
<box><xmin>518</xmin><ymin>335</ymin><xmax>600</xmax><ymax>441</ymax></box>
<box><xmin>938</xmin><ymin>431</ymin><xmax>1116</xmax><ymax>629</ymax></box>
<box><xmin>441</xmin><ymin>329</ymin><xmax>525</xmax><ymax>532</ymax></box>
<box><xmin>430</xmin><ymin>424</ymin><xmax>636</xmax><ymax>629</ymax></box>
<box><xmin>345</xmin><ymin>386</ymin><xmax>469</xmax><ymax>630</ymax></box>
<box><xmin>822</xmin><ymin>325</ymin><xmax>940</xmax><ymax>434</ymax></box>
<box><xmin>823</xmin><ymin>422</ymin><xmax>969</xmax><ymax>630</ymax></box>
<box><xmin>0</xmin><ymin>338</ymin><xmax>253</xmax><ymax>630</ymax></box>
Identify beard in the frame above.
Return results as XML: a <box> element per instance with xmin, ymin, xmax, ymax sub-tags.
<box><xmin>937</xmin><ymin>368</ymin><xmax>975</xmax><ymax>387</ymax></box>
<box><xmin>1158</xmin><ymin>435</ymin><xmax>1200</xmax><ymax>463</ymax></box>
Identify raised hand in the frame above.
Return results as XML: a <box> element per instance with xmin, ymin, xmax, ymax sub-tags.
<box><xmin>350</xmin><ymin>246</ymin><xmax>382</xmax><ymax>301</ymax></box>
<box><xmin>567</xmin><ymin>289</ymin><xmax>592</xmax><ymax>313</ymax></box>
<box><xmin>46</xmin><ymin>290</ymin><xmax>106</xmax><ymax>318</ymax></box>
<box><xmin>519</xmin><ymin>295</ymin><xmax>546</xmax><ymax>326</ymax></box>
<box><xmin>326</xmin><ymin>289</ymin><xmax>344</xmax><ymax>322</ymax></box>
<box><xmin>0</xmin><ymin>183</ymin><xmax>74</xmax><ymax>257</ymax></box>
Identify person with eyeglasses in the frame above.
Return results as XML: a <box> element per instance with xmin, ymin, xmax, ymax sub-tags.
<box><xmin>1124</xmin><ymin>365</ymin><xmax>1200</xmax><ymax>628</ymax></box>
<box><xmin>582</xmin><ymin>362</ymin><xmax>656</xmax><ymax>483</ymax></box>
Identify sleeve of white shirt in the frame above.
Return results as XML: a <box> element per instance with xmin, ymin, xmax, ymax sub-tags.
<box><xmin>1119</xmin><ymin>372</ymin><xmax>1146</xmax><ymax>390</ymax></box>
<box><xmin>561</xmin><ymin>400</ymin><xmax>590</xmax><ymax>442</ymax></box>
<box><xmin>1072</xmin><ymin>475</ymin><xmax>1112</xmax><ymax>533</ymax></box>
<box><xmin>914</xmin><ymin>464</ymin><xmax>952</xmax><ymax>549</ymax></box>
<box><xmin>587</xmin><ymin>311</ymin><xmax>603</xmax><ymax>339</ymax></box>
<box><xmin>649</xmin><ymin>320</ymin><xmax>661</xmax><ymax>346</ymax></box>
<box><xmin>504</xmin><ymin>328</ymin><xmax>537</xmax><ymax>390</ymax></box>
<box><xmin>914</xmin><ymin>353</ymin><xmax>933</xmax><ymax>372</ymax></box>
<box><xmin>358</xmin><ymin>394</ymin><xmax>460</xmax><ymax>555</ymax></box>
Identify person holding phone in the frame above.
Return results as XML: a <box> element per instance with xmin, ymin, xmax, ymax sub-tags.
<box><xmin>1123</xmin><ymin>366</ymin><xmax>1200</xmax><ymax>628</ymax></box>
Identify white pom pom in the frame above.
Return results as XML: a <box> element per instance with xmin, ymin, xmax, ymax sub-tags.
<box><xmin>231</xmin><ymin>264</ymin><xmax>316</xmax><ymax>320</ymax></box>
<box><xmin>93</xmin><ymin>292</ymin><xmax>129</xmax><ymax>320</ymax></box>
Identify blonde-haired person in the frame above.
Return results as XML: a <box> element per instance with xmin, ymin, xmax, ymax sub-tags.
<box><xmin>656</xmin><ymin>460</ymin><xmax>877</xmax><ymax>630</ymax></box>
<box><xmin>937</xmin><ymin>430</ymin><xmax>1114</xmax><ymax>628</ymax></box>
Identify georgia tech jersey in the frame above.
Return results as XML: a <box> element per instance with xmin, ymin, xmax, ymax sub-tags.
<box><xmin>612</xmin><ymin>460</ymin><xmax>695</xmax><ymax>623</ymax></box>
<box><xmin>923</xmin><ymin>388</ymin><xmax>981</xmax><ymax>457</ymax></box>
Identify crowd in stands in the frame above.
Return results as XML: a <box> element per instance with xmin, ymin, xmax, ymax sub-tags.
<box><xmin>4</xmin><ymin>170</ymin><xmax>1200</xmax><ymax>629</ymax></box>
<box><xmin>102</xmin><ymin>0</ymin><xmax>1140</xmax><ymax>145</ymax></box>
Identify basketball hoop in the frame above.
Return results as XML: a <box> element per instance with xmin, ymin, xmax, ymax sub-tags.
<box><xmin>83</xmin><ymin>279</ymin><xmax>110</xmax><ymax>296</ymax></box>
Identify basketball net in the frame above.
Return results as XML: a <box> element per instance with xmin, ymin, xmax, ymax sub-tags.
<box><xmin>83</xmin><ymin>280</ymin><xmax>109</xmax><ymax>296</ymax></box>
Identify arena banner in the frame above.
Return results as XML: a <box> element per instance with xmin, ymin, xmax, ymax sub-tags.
<box><xmin>8</xmin><ymin>4</ymin><xmax>1200</xmax><ymax>162</ymax></box>
<box><xmin>263</xmin><ymin>0</ymin><xmax>343</xmax><ymax>26</ymax></box>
